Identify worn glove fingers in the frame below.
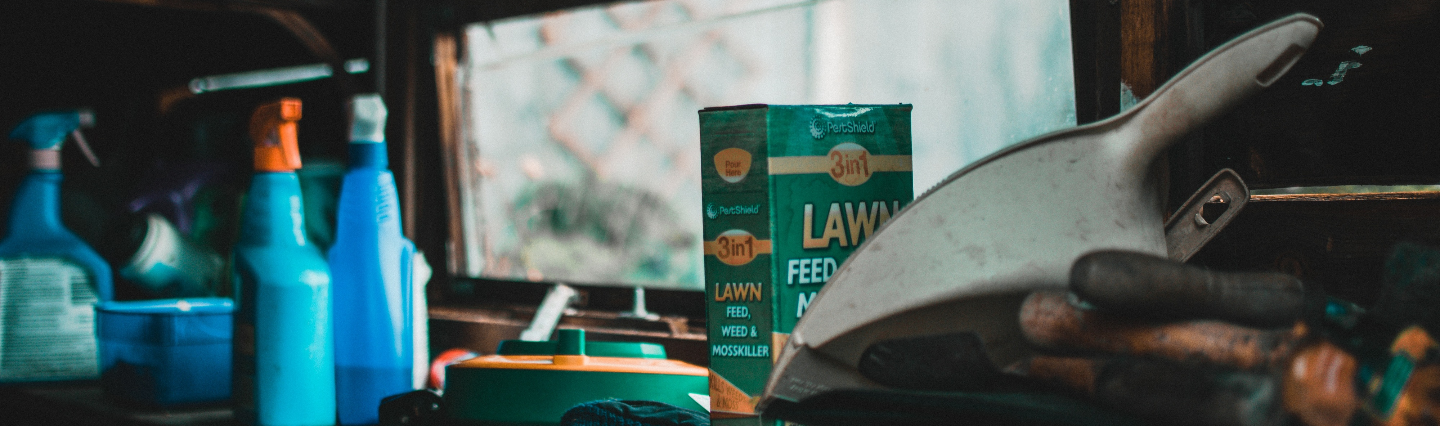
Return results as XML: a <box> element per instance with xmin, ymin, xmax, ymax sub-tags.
<box><xmin>1070</xmin><ymin>250</ymin><xmax>1305</xmax><ymax>328</ymax></box>
<box><xmin>1020</xmin><ymin>290</ymin><xmax>1305</xmax><ymax>370</ymax></box>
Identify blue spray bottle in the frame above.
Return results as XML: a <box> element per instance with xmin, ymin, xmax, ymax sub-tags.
<box><xmin>330</xmin><ymin>93</ymin><xmax>416</xmax><ymax>425</ymax></box>
<box><xmin>232</xmin><ymin>98</ymin><xmax>336</xmax><ymax>426</ymax></box>
<box><xmin>0</xmin><ymin>110</ymin><xmax>111</xmax><ymax>382</ymax></box>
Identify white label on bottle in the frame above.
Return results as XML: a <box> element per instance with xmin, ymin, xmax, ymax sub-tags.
<box><xmin>0</xmin><ymin>258</ymin><xmax>100</xmax><ymax>381</ymax></box>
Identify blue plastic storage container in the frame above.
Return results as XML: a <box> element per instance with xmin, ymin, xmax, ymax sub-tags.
<box><xmin>96</xmin><ymin>298</ymin><xmax>233</xmax><ymax>407</ymax></box>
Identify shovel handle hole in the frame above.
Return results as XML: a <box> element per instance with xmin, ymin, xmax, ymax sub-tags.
<box><xmin>1256</xmin><ymin>44</ymin><xmax>1308</xmax><ymax>87</ymax></box>
<box><xmin>1200</xmin><ymin>194</ymin><xmax>1230</xmax><ymax>225</ymax></box>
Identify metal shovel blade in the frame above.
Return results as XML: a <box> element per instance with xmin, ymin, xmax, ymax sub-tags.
<box><xmin>761</xmin><ymin>14</ymin><xmax>1322</xmax><ymax>410</ymax></box>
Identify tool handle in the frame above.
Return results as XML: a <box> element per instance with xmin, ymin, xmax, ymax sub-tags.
<box><xmin>1118</xmin><ymin>14</ymin><xmax>1319</xmax><ymax>168</ymax></box>
<box><xmin>1282</xmin><ymin>342</ymin><xmax>1357</xmax><ymax>426</ymax></box>
<box><xmin>1071</xmin><ymin>250</ymin><xmax>1305</xmax><ymax>328</ymax></box>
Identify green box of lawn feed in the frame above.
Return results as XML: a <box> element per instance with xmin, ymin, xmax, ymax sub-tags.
<box><xmin>698</xmin><ymin>104</ymin><xmax>913</xmax><ymax>422</ymax></box>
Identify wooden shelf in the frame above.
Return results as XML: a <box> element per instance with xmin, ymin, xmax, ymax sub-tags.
<box><xmin>0</xmin><ymin>382</ymin><xmax>232</xmax><ymax>426</ymax></box>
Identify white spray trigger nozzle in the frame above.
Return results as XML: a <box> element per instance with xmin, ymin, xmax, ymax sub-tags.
<box><xmin>69</xmin><ymin>130</ymin><xmax>100</xmax><ymax>168</ymax></box>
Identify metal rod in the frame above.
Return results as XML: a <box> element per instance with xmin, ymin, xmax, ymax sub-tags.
<box><xmin>188</xmin><ymin>59</ymin><xmax>369</xmax><ymax>94</ymax></box>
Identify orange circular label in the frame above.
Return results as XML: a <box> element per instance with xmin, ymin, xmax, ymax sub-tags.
<box><xmin>714</xmin><ymin>148</ymin><xmax>752</xmax><ymax>183</ymax></box>
<box><xmin>713</xmin><ymin>230</ymin><xmax>759</xmax><ymax>266</ymax></box>
<box><xmin>827</xmin><ymin>142</ymin><xmax>872</xmax><ymax>186</ymax></box>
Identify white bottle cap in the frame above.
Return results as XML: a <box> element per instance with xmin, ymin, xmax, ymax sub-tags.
<box><xmin>349</xmin><ymin>94</ymin><xmax>387</xmax><ymax>143</ymax></box>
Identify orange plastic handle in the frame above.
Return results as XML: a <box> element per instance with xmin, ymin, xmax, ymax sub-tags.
<box><xmin>249</xmin><ymin>98</ymin><xmax>303</xmax><ymax>172</ymax></box>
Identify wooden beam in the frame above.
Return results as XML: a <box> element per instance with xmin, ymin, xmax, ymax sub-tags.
<box><xmin>399</xmin><ymin>6</ymin><xmax>420</xmax><ymax>244</ymax></box>
<box><xmin>386</xmin><ymin>1</ymin><xmax>450</xmax><ymax>302</ymax></box>
<box><xmin>91</xmin><ymin>0</ymin><xmax>362</xmax><ymax>12</ymax></box>
<box><xmin>434</xmin><ymin>31</ymin><xmax>465</xmax><ymax>279</ymax></box>
<box><xmin>447</xmin><ymin>0</ymin><xmax>611</xmax><ymax>24</ymax></box>
<box><xmin>1117</xmin><ymin>0</ymin><xmax>1205</xmax><ymax>100</ymax></box>
<box><xmin>1069</xmin><ymin>0</ymin><xmax>1122</xmax><ymax>124</ymax></box>
<box><xmin>1120</xmin><ymin>0</ymin><xmax>1164</xmax><ymax>99</ymax></box>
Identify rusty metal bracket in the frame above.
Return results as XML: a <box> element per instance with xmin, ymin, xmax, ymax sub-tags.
<box><xmin>1165</xmin><ymin>168</ymin><xmax>1249</xmax><ymax>261</ymax></box>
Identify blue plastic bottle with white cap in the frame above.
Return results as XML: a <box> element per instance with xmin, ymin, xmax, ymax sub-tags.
<box><xmin>232</xmin><ymin>98</ymin><xmax>336</xmax><ymax>426</ymax></box>
<box><xmin>330</xmin><ymin>93</ymin><xmax>416</xmax><ymax>425</ymax></box>
<box><xmin>0</xmin><ymin>110</ymin><xmax>112</xmax><ymax>382</ymax></box>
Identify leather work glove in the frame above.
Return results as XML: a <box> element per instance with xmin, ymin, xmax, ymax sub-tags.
<box><xmin>854</xmin><ymin>248</ymin><xmax>1439</xmax><ymax>426</ymax></box>
<box><xmin>1011</xmin><ymin>250</ymin><xmax>1350</xmax><ymax>426</ymax></box>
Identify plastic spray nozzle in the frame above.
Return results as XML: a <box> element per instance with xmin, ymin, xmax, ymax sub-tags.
<box><xmin>9</xmin><ymin>110</ymin><xmax>94</xmax><ymax>150</ymax></box>
<box><xmin>249</xmin><ymin>98</ymin><xmax>303</xmax><ymax>172</ymax></box>
<box><xmin>9</xmin><ymin>109</ymin><xmax>99</xmax><ymax>169</ymax></box>
<box><xmin>349</xmin><ymin>93</ymin><xmax>387</xmax><ymax>143</ymax></box>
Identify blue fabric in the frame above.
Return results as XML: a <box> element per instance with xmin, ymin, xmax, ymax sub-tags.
<box><xmin>560</xmin><ymin>400</ymin><xmax>708</xmax><ymax>426</ymax></box>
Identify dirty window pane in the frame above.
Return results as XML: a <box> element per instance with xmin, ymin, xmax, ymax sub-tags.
<box><xmin>455</xmin><ymin>0</ymin><xmax>1075</xmax><ymax>290</ymax></box>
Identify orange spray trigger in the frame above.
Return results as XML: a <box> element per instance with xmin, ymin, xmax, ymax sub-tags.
<box><xmin>249</xmin><ymin>98</ymin><xmax>303</xmax><ymax>172</ymax></box>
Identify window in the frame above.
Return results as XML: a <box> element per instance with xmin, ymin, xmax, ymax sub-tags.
<box><xmin>453</xmin><ymin>0</ymin><xmax>1075</xmax><ymax>290</ymax></box>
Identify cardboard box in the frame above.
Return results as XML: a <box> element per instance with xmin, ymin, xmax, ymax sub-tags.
<box><xmin>699</xmin><ymin>104</ymin><xmax>913</xmax><ymax>422</ymax></box>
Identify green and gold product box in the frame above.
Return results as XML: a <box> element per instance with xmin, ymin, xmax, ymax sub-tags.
<box><xmin>698</xmin><ymin>104</ymin><xmax>913</xmax><ymax>422</ymax></box>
